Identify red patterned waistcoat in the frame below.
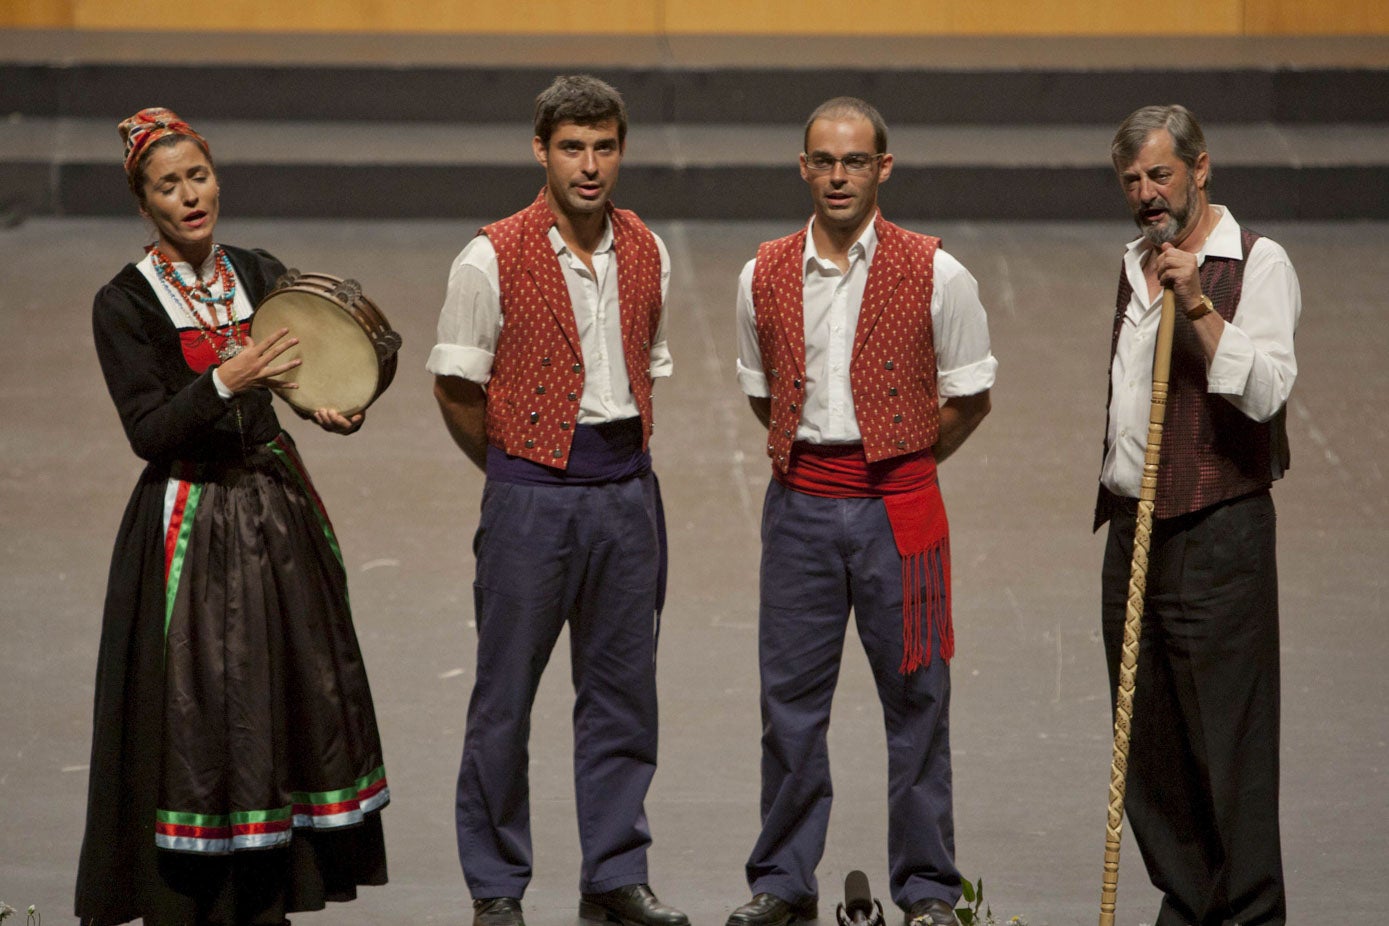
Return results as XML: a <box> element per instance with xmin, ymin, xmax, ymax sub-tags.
<box><xmin>1094</xmin><ymin>227</ymin><xmax>1291</xmax><ymax>529</ymax></box>
<box><xmin>481</xmin><ymin>190</ymin><xmax>663</xmax><ymax>469</ymax></box>
<box><xmin>752</xmin><ymin>215</ymin><xmax>941</xmax><ymax>472</ymax></box>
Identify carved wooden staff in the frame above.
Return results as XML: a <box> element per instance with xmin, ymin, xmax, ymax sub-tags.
<box><xmin>1099</xmin><ymin>287</ymin><xmax>1177</xmax><ymax>926</ymax></box>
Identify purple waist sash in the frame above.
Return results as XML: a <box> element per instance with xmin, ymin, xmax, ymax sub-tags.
<box><xmin>486</xmin><ymin>418</ymin><xmax>650</xmax><ymax>485</ymax></box>
<box><xmin>486</xmin><ymin>418</ymin><xmax>667</xmax><ymax>616</ymax></box>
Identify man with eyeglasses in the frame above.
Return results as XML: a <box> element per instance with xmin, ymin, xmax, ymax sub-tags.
<box><xmin>728</xmin><ymin>97</ymin><xmax>997</xmax><ymax>926</ymax></box>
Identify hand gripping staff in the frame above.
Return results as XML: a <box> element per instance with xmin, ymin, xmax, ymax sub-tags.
<box><xmin>1098</xmin><ymin>288</ymin><xmax>1177</xmax><ymax>926</ymax></box>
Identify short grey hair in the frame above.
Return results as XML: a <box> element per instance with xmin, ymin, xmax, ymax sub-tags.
<box><xmin>1111</xmin><ymin>104</ymin><xmax>1211</xmax><ymax>190</ymax></box>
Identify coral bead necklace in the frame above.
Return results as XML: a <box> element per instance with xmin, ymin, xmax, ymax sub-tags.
<box><xmin>150</xmin><ymin>245</ymin><xmax>244</xmax><ymax>361</ymax></box>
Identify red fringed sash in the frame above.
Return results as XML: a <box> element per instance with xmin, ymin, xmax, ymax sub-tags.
<box><xmin>777</xmin><ymin>443</ymin><xmax>952</xmax><ymax>674</ymax></box>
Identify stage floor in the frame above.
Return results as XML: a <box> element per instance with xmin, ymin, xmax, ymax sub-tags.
<box><xmin>1</xmin><ymin>214</ymin><xmax>1385</xmax><ymax>924</ymax></box>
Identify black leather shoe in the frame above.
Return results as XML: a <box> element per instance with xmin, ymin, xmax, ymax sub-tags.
<box><xmin>580</xmin><ymin>883</ymin><xmax>690</xmax><ymax>926</ymax></box>
<box><xmin>474</xmin><ymin>897</ymin><xmax>525</xmax><ymax>926</ymax></box>
<box><xmin>904</xmin><ymin>898</ymin><xmax>959</xmax><ymax>926</ymax></box>
<box><xmin>726</xmin><ymin>892</ymin><xmax>818</xmax><ymax>926</ymax></box>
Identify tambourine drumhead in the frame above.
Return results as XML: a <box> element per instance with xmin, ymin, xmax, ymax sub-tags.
<box><xmin>251</xmin><ymin>276</ymin><xmax>396</xmax><ymax>417</ymax></box>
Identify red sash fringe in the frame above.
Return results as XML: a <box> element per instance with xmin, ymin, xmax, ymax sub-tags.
<box><xmin>777</xmin><ymin>444</ymin><xmax>952</xmax><ymax>674</ymax></box>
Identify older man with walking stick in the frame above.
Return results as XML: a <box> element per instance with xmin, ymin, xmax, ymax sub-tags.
<box><xmin>1095</xmin><ymin>104</ymin><xmax>1300</xmax><ymax>926</ymax></box>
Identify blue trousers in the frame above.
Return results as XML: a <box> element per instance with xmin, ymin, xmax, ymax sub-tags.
<box><xmin>457</xmin><ymin>475</ymin><xmax>662</xmax><ymax>898</ymax></box>
<box><xmin>747</xmin><ymin>479</ymin><xmax>960</xmax><ymax>909</ymax></box>
<box><xmin>1102</xmin><ymin>491</ymin><xmax>1284</xmax><ymax>926</ymax></box>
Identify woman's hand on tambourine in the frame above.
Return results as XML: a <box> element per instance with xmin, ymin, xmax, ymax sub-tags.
<box><xmin>312</xmin><ymin>407</ymin><xmax>365</xmax><ymax>435</ymax></box>
<box><xmin>218</xmin><ymin>327</ymin><xmax>301</xmax><ymax>394</ymax></box>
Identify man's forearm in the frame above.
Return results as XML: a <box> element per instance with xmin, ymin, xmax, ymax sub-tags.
<box><xmin>933</xmin><ymin>390</ymin><xmax>991</xmax><ymax>464</ymax></box>
<box><xmin>434</xmin><ymin>375</ymin><xmax>489</xmax><ymax>472</ymax></box>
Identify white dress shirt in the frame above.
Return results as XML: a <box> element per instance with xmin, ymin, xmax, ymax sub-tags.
<box><xmin>735</xmin><ymin>217</ymin><xmax>997</xmax><ymax>444</ymax></box>
<box><xmin>427</xmin><ymin>220</ymin><xmax>673</xmax><ymax>425</ymax></box>
<box><xmin>1101</xmin><ymin>206</ymin><xmax>1301</xmax><ymax>498</ymax></box>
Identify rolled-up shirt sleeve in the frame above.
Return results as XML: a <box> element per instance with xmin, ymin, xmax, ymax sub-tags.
<box><xmin>1204</xmin><ymin>238</ymin><xmax>1300</xmax><ymax>423</ymax></box>
<box><xmin>426</xmin><ymin>235</ymin><xmax>502</xmax><ymax>384</ymax></box>
<box><xmin>649</xmin><ymin>231</ymin><xmax>674</xmax><ymax>380</ymax></box>
<box><xmin>734</xmin><ymin>258</ymin><xmax>770</xmax><ymax>398</ymax></box>
<box><xmin>931</xmin><ymin>249</ymin><xmax>998</xmax><ymax>398</ymax></box>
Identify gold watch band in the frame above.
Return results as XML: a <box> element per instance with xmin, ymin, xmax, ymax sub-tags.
<box><xmin>1185</xmin><ymin>295</ymin><xmax>1215</xmax><ymax>321</ymax></box>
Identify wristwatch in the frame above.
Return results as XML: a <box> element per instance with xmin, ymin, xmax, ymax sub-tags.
<box><xmin>1185</xmin><ymin>295</ymin><xmax>1214</xmax><ymax>321</ymax></box>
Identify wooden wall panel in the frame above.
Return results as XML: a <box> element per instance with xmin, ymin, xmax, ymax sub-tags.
<box><xmin>66</xmin><ymin>0</ymin><xmax>661</xmax><ymax>33</ymax></box>
<box><xmin>1245</xmin><ymin>0</ymin><xmax>1389</xmax><ymax>33</ymax></box>
<box><xmin>5</xmin><ymin>0</ymin><xmax>1388</xmax><ymax>35</ymax></box>
<box><xmin>662</xmin><ymin>1</ymin><xmax>952</xmax><ymax>34</ymax></box>
<box><xmin>667</xmin><ymin>0</ymin><xmax>1244</xmax><ymax>35</ymax></box>
<box><xmin>0</xmin><ymin>0</ymin><xmax>75</xmax><ymax>27</ymax></box>
<box><xmin>949</xmin><ymin>0</ymin><xmax>1243</xmax><ymax>35</ymax></box>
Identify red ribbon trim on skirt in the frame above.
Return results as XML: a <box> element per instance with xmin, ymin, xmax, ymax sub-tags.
<box><xmin>776</xmin><ymin>443</ymin><xmax>952</xmax><ymax>674</ymax></box>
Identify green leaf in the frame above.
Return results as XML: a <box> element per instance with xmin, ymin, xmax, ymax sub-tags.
<box><xmin>961</xmin><ymin>880</ymin><xmax>976</xmax><ymax>904</ymax></box>
<box><xmin>957</xmin><ymin>910</ymin><xmax>975</xmax><ymax>926</ymax></box>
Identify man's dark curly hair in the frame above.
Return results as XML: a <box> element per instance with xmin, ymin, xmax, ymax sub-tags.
<box><xmin>534</xmin><ymin>75</ymin><xmax>628</xmax><ymax>147</ymax></box>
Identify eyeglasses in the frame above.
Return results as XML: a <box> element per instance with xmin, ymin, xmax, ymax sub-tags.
<box><xmin>803</xmin><ymin>152</ymin><xmax>883</xmax><ymax>173</ymax></box>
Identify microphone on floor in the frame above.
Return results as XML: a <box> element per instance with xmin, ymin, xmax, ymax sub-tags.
<box><xmin>837</xmin><ymin>870</ymin><xmax>885</xmax><ymax>926</ymax></box>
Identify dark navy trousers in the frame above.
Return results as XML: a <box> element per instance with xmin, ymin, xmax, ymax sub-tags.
<box><xmin>1102</xmin><ymin>490</ymin><xmax>1284</xmax><ymax>926</ymax></box>
<box><xmin>457</xmin><ymin>474</ymin><xmax>662</xmax><ymax>898</ymax></box>
<box><xmin>747</xmin><ymin>479</ymin><xmax>961</xmax><ymax>910</ymax></box>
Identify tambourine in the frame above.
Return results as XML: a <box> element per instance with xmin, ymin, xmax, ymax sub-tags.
<box><xmin>251</xmin><ymin>270</ymin><xmax>402</xmax><ymax>417</ymax></box>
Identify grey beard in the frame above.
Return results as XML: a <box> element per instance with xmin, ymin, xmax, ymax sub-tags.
<box><xmin>1139</xmin><ymin>175</ymin><xmax>1200</xmax><ymax>247</ymax></box>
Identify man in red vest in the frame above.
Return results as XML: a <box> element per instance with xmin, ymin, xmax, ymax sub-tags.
<box><xmin>429</xmin><ymin>75</ymin><xmax>687</xmax><ymax>926</ymax></box>
<box><xmin>1097</xmin><ymin>104</ymin><xmax>1299</xmax><ymax>926</ymax></box>
<box><xmin>728</xmin><ymin>97</ymin><xmax>996</xmax><ymax>926</ymax></box>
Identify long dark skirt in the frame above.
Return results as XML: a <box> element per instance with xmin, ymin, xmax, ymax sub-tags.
<box><xmin>75</xmin><ymin>432</ymin><xmax>388</xmax><ymax>926</ymax></box>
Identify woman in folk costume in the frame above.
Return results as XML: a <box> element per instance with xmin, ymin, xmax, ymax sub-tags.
<box><xmin>75</xmin><ymin>107</ymin><xmax>389</xmax><ymax>926</ymax></box>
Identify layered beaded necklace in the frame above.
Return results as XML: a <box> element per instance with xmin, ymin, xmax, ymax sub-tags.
<box><xmin>150</xmin><ymin>245</ymin><xmax>244</xmax><ymax>360</ymax></box>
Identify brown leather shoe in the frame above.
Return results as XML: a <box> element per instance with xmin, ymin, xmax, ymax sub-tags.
<box><xmin>726</xmin><ymin>893</ymin><xmax>818</xmax><ymax>926</ymax></box>
<box><xmin>580</xmin><ymin>883</ymin><xmax>690</xmax><ymax>926</ymax></box>
<box><xmin>904</xmin><ymin>898</ymin><xmax>959</xmax><ymax>926</ymax></box>
<box><xmin>473</xmin><ymin>897</ymin><xmax>525</xmax><ymax>926</ymax></box>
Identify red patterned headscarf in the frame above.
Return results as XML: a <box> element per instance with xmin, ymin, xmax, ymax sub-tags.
<box><xmin>117</xmin><ymin>107</ymin><xmax>210</xmax><ymax>178</ymax></box>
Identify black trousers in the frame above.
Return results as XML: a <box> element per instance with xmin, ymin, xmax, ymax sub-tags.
<box><xmin>1102</xmin><ymin>490</ymin><xmax>1285</xmax><ymax>926</ymax></box>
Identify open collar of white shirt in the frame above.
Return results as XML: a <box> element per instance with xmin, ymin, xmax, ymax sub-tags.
<box><xmin>802</xmin><ymin>214</ymin><xmax>878</xmax><ymax>277</ymax></box>
<box><xmin>1122</xmin><ymin>205</ymin><xmax>1239</xmax><ymax>317</ymax></box>
<box><xmin>547</xmin><ymin>218</ymin><xmax>615</xmax><ymax>267</ymax></box>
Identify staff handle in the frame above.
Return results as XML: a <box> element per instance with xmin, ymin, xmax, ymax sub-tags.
<box><xmin>1099</xmin><ymin>287</ymin><xmax>1177</xmax><ymax>926</ymax></box>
